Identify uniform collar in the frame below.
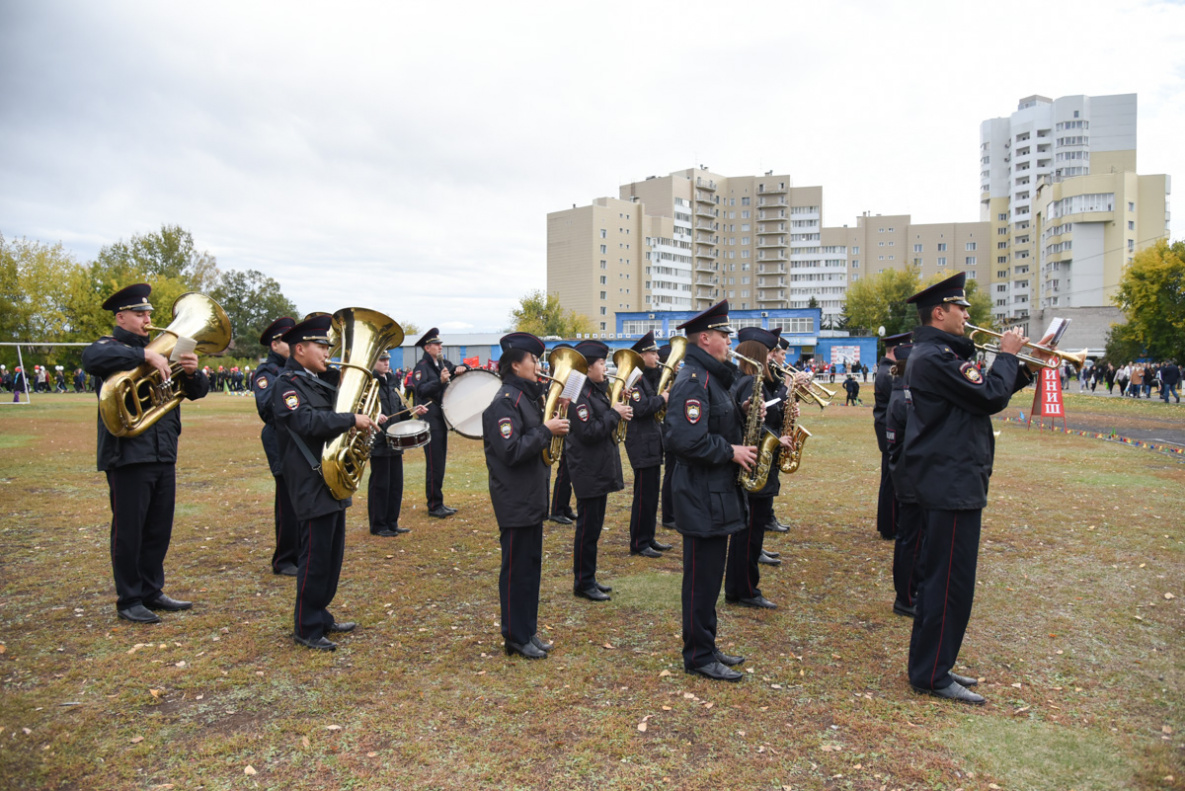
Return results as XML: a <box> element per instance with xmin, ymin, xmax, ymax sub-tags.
<box><xmin>267</xmin><ymin>350</ymin><xmax>286</xmax><ymax>367</ymax></box>
<box><xmin>112</xmin><ymin>325</ymin><xmax>150</xmax><ymax>348</ymax></box>
<box><xmin>913</xmin><ymin>325</ymin><xmax>975</xmax><ymax>359</ymax></box>
<box><xmin>685</xmin><ymin>343</ymin><xmax>736</xmax><ymax>388</ymax></box>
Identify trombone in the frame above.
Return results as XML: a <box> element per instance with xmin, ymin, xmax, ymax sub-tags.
<box><xmin>964</xmin><ymin>324</ymin><xmax>1087</xmax><ymax>371</ymax></box>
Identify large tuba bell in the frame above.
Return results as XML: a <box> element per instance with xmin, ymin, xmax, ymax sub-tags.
<box><xmin>654</xmin><ymin>335</ymin><xmax>687</xmax><ymax>423</ymax></box>
<box><xmin>320</xmin><ymin>308</ymin><xmax>405</xmax><ymax>500</ymax></box>
<box><xmin>608</xmin><ymin>348</ymin><xmax>643</xmax><ymax>442</ymax></box>
<box><xmin>540</xmin><ymin>345</ymin><xmax>588</xmax><ymax>466</ymax></box>
<box><xmin>99</xmin><ymin>292</ymin><xmax>232</xmax><ymax>437</ymax></box>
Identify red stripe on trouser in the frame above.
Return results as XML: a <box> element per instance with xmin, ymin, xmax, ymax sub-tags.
<box><xmin>930</xmin><ymin>514</ymin><xmax>957</xmax><ymax>688</ymax></box>
<box><xmin>297</xmin><ymin>520</ymin><xmax>313</xmax><ymax>638</ymax></box>
<box><xmin>507</xmin><ymin>531</ymin><xmax>513</xmax><ymax>638</ymax></box>
<box><xmin>690</xmin><ymin>541</ymin><xmax>699</xmax><ymax>665</ymax></box>
<box><xmin>906</xmin><ymin>527</ymin><xmax>923</xmax><ymax>606</ymax></box>
<box><xmin>574</xmin><ymin>507</ymin><xmax>584</xmax><ymax>587</ymax></box>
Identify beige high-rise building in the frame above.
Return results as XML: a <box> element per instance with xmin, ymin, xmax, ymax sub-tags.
<box><xmin>825</xmin><ymin>213</ymin><xmax>989</xmax><ymax>290</ymax></box>
<box><xmin>980</xmin><ymin>93</ymin><xmax>1170</xmax><ymax>325</ymax></box>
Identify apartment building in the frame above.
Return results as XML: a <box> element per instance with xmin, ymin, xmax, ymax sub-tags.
<box><xmin>979</xmin><ymin>93</ymin><xmax>1170</xmax><ymax>323</ymax></box>
<box><xmin>826</xmin><ymin>213</ymin><xmax>989</xmax><ymax>289</ymax></box>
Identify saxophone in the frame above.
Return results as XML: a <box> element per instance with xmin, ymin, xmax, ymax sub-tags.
<box><xmin>779</xmin><ymin>372</ymin><xmax>812</xmax><ymax>475</ymax></box>
<box><xmin>732</xmin><ymin>349</ymin><xmax>778</xmax><ymax>492</ymax></box>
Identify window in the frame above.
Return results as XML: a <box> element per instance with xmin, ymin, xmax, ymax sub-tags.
<box><xmin>1128</xmin><ymin>220</ymin><xmax>1135</xmax><ymax>230</ymax></box>
<box><xmin>966</xmin><ymin>256</ymin><xmax>977</xmax><ymax>265</ymax></box>
<box><xmin>600</xmin><ymin>244</ymin><xmax>607</xmax><ymax>254</ymax></box>
<box><xmin>599</xmin><ymin>291</ymin><xmax>606</xmax><ymax>300</ymax></box>
<box><xmin>741</xmin><ymin>197</ymin><xmax>750</xmax><ymax>206</ymax></box>
<box><xmin>600</xmin><ymin>260</ymin><xmax>607</xmax><ymax>270</ymax></box>
<box><xmin>965</xmin><ymin>242</ymin><xmax>977</xmax><ymax>251</ymax></box>
<box><xmin>998</xmin><ymin>212</ymin><xmax>1008</xmax><ymax>221</ymax></box>
<box><xmin>600</xmin><ymin>322</ymin><xmax>606</xmax><ymax>330</ymax></box>
<box><xmin>599</xmin><ymin>275</ymin><xmax>606</xmax><ymax>284</ymax></box>
<box><xmin>851</xmin><ymin>246</ymin><xmax>859</xmax><ymax>254</ymax></box>
<box><xmin>741</xmin><ymin>210</ymin><xmax>750</xmax><ymax>219</ymax></box>
<box><xmin>600</xmin><ymin>229</ymin><xmax>607</xmax><ymax>238</ymax></box>
<box><xmin>599</xmin><ymin>307</ymin><xmax>607</xmax><ymax>315</ymax></box>
<box><xmin>937</xmin><ymin>243</ymin><xmax>946</xmax><ymax>251</ymax></box>
<box><xmin>937</xmin><ymin>257</ymin><xmax>946</xmax><ymax>267</ymax></box>
<box><xmin>913</xmin><ymin>244</ymin><xmax>923</xmax><ymax>252</ymax></box>
<box><xmin>1128</xmin><ymin>201</ymin><xmax>1135</xmax><ymax>212</ymax></box>
<box><xmin>851</xmin><ymin>260</ymin><xmax>859</xmax><ymax>268</ymax></box>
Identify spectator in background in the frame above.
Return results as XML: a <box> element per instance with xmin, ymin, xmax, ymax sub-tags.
<box><xmin>1129</xmin><ymin>364</ymin><xmax>1144</xmax><ymax>398</ymax></box>
<box><xmin>1160</xmin><ymin>361</ymin><xmax>1180</xmax><ymax>404</ymax></box>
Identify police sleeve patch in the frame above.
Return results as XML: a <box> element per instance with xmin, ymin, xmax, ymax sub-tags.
<box><xmin>685</xmin><ymin>399</ymin><xmax>702</xmax><ymax>424</ymax></box>
<box><xmin>257</xmin><ymin>376</ymin><xmax>268</xmax><ymax>390</ymax></box>
<box><xmin>498</xmin><ymin>417</ymin><xmax>513</xmax><ymax>439</ymax></box>
<box><xmin>283</xmin><ymin>390</ymin><xmax>300</xmax><ymax>410</ymax></box>
<box><xmin>414</xmin><ymin>370</ymin><xmax>422</xmax><ymax>381</ymax></box>
<box><xmin>576</xmin><ymin>404</ymin><xmax>590</xmax><ymax>422</ymax></box>
<box><xmin>960</xmin><ymin>362</ymin><xmax>984</xmax><ymax>384</ymax></box>
<box><xmin>631</xmin><ymin>389</ymin><xmax>641</xmax><ymax>402</ymax></box>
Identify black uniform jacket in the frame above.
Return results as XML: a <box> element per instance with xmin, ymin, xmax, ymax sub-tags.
<box><xmin>663</xmin><ymin>344</ymin><xmax>746</xmax><ymax>538</ymax></box>
<box><xmin>412</xmin><ymin>352</ymin><xmax>455</xmax><ymax>423</ymax></box>
<box><xmin>901</xmin><ymin>326</ymin><xmax>1033</xmax><ymax>511</ymax></box>
<box><xmin>371</xmin><ymin>370</ymin><xmax>413</xmax><ymax>458</ymax></box>
<box><xmin>482</xmin><ymin>374</ymin><xmax>553</xmax><ymax>529</ymax></box>
<box><xmin>872</xmin><ymin>357</ymin><xmax>893</xmax><ymax>453</ymax></box>
<box><xmin>82</xmin><ymin>326</ymin><xmax>210</xmax><ymax>472</ymax></box>
<box><xmin>623</xmin><ymin>366</ymin><xmax>665</xmax><ymax>469</ymax></box>
<box><xmin>730</xmin><ymin>373</ymin><xmax>785</xmax><ymax>498</ymax></box>
<box><xmin>564</xmin><ymin>378</ymin><xmax>625</xmax><ymax>499</ymax></box>
<box><xmin>884</xmin><ymin>373</ymin><xmax>917</xmax><ymax>504</ymax></box>
<box><xmin>273</xmin><ymin>357</ymin><xmax>355</xmax><ymax>521</ymax></box>
<box><xmin>253</xmin><ymin>351</ymin><xmax>286</xmax><ymax>476</ymax></box>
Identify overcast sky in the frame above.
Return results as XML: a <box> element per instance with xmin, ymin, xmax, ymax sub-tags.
<box><xmin>2</xmin><ymin>0</ymin><xmax>1182</xmax><ymax>333</ymax></box>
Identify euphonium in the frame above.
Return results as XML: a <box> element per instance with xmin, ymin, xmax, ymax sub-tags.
<box><xmin>608</xmin><ymin>348</ymin><xmax>643</xmax><ymax>442</ymax></box>
<box><xmin>654</xmin><ymin>335</ymin><xmax>687</xmax><ymax>423</ymax></box>
<box><xmin>541</xmin><ymin>346</ymin><xmax>588</xmax><ymax>466</ymax></box>
<box><xmin>319</xmin><ymin>308</ymin><xmax>405</xmax><ymax>500</ymax></box>
<box><xmin>98</xmin><ymin>292</ymin><xmax>232</xmax><ymax>438</ymax></box>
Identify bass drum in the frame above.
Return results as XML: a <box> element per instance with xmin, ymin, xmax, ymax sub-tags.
<box><xmin>441</xmin><ymin>369</ymin><xmax>503</xmax><ymax>439</ymax></box>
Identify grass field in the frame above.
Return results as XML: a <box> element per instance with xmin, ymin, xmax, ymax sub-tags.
<box><xmin>0</xmin><ymin>392</ymin><xmax>1182</xmax><ymax>790</ymax></box>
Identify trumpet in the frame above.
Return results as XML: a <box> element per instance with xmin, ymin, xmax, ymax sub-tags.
<box><xmin>964</xmin><ymin>324</ymin><xmax>1087</xmax><ymax>371</ymax></box>
<box><xmin>769</xmin><ymin>361</ymin><xmax>832</xmax><ymax>409</ymax></box>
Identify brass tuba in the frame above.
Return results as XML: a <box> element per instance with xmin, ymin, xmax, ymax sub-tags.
<box><xmin>608</xmin><ymin>348</ymin><xmax>643</xmax><ymax>442</ymax></box>
<box><xmin>654</xmin><ymin>335</ymin><xmax>687</xmax><ymax>423</ymax></box>
<box><xmin>99</xmin><ymin>292</ymin><xmax>232</xmax><ymax>437</ymax></box>
<box><xmin>320</xmin><ymin>308</ymin><xmax>405</xmax><ymax>500</ymax></box>
<box><xmin>540</xmin><ymin>346</ymin><xmax>588</xmax><ymax>466</ymax></box>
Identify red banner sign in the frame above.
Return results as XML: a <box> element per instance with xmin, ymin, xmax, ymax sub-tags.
<box><xmin>1028</xmin><ymin>366</ymin><xmax>1066</xmax><ymax>430</ymax></box>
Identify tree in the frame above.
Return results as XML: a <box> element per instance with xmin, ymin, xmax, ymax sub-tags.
<box><xmin>210</xmin><ymin>269</ymin><xmax>300</xmax><ymax>360</ymax></box>
<box><xmin>509</xmin><ymin>291</ymin><xmax>591</xmax><ymax>337</ymax></box>
<box><xmin>90</xmin><ymin>224</ymin><xmax>220</xmax><ymax>301</ymax></box>
<box><xmin>1108</xmin><ymin>239</ymin><xmax>1185</xmax><ymax>361</ymax></box>
<box><xmin>843</xmin><ymin>266</ymin><xmax>921</xmax><ymax>337</ymax></box>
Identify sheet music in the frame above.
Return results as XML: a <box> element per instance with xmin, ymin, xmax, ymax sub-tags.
<box><xmin>170</xmin><ymin>336</ymin><xmax>197</xmax><ymax>362</ymax></box>
<box><xmin>1043</xmin><ymin>317</ymin><xmax>1070</xmax><ymax>346</ymax></box>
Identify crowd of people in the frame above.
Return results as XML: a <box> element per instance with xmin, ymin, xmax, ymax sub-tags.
<box><xmin>1075</xmin><ymin>360</ymin><xmax>1182</xmax><ymax>402</ymax></box>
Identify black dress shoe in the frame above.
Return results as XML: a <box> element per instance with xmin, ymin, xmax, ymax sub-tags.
<box><xmin>775</xmin><ymin>519</ymin><xmax>792</xmax><ymax>530</ymax></box>
<box><xmin>530</xmin><ymin>634</ymin><xmax>553</xmax><ymax>652</ymax></box>
<box><xmin>574</xmin><ymin>586</ymin><xmax>610</xmax><ymax>602</ymax></box>
<box><xmin>427</xmin><ymin>506</ymin><xmax>452</xmax><ymax>518</ymax></box>
<box><xmin>631</xmin><ymin>547</ymin><xmax>663</xmax><ymax>558</ymax></box>
<box><xmin>505</xmin><ymin>640</ymin><xmax>547</xmax><ymax>659</ymax></box>
<box><xmin>372</xmin><ymin>528</ymin><xmax>400</xmax><ymax>537</ymax></box>
<box><xmin>766</xmin><ymin>522</ymin><xmax>789</xmax><ymax>533</ymax></box>
<box><xmin>661</xmin><ymin>520</ymin><xmax>677</xmax><ymax>530</ymax></box>
<box><xmin>563</xmin><ymin>509</ymin><xmax>578</xmax><ymax>521</ymax></box>
<box><xmin>294</xmin><ymin>634</ymin><xmax>337</xmax><ymax>651</ymax></box>
<box><xmin>117</xmin><ymin>604</ymin><xmax>161</xmax><ymax>624</ymax></box>
<box><xmin>549</xmin><ymin>514</ymin><xmax>573</xmax><ymax>525</ymax></box>
<box><xmin>327</xmin><ymin>621</ymin><xmax>356</xmax><ymax>633</ymax></box>
<box><xmin>761</xmin><ymin>549</ymin><xmax>780</xmax><ymax>559</ymax></box>
<box><xmin>738</xmin><ymin>595</ymin><xmax>777</xmax><ymax>609</ymax></box>
<box><xmin>145</xmin><ymin>594</ymin><xmax>192</xmax><ymax>611</ymax></box>
<box><xmin>595</xmin><ymin>581</ymin><xmax>612</xmax><ymax>593</ymax></box>
<box><xmin>393</xmin><ymin>525</ymin><xmax>410</xmax><ymax>534</ymax></box>
<box><xmin>948</xmin><ymin>672</ymin><xmax>979</xmax><ymax>687</ymax></box>
<box><xmin>274</xmin><ymin>564</ymin><xmax>298</xmax><ymax>576</ymax></box>
<box><xmin>650</xmin><ymin>540</ymin><xmax>673</xmax><ymax>551</ymax></box>
<box><xmin>757</xmin><ymin>554</ymin><xmax>782</xmax><ymax>566</ymax></box>
<box><xmin>912</xmin><ymin>680</ymin><xmax>984</xmax><ymax>705</ymax></box>
<box><xmin>685</xmin><ymin>661</ymin><xmax>743</xmax><ymax>682</ymax></box>
<box><xmin>713</xmin><ymin>650</ymin><xmax>745</xmax><ymax>667</ymax></box>
<box><xmin>441</xmin><ymin>505</ymin><xmax>458</xmax><ymax>515</ymax></box>
<box><xmin>893</xmin><ymin>599</ymin><xmax>916</xmax><ymax>617</ymax></box>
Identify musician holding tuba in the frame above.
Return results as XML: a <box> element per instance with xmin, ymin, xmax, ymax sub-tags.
<box><xmin>482</xmin><ymin>332</ymin><xmax>570</xmax><ymax>659</ymax></box>
<box><xmin>82</xmin><ymin>284</ymin><xmax>210</xmax><ymax>624</ymax></box>
<box><xmin>901</xmin><ymin>272</ymin><xmax>1054</xmax><ymax>704</ymax></box>
<box><xmin>273</xmin><ymin>315</ymin><xmax>379</xmax><ymax>651</ymax></box>
<box><xmin>623</xmin><ymin>332</ymin><xmax>673</xmax><ymax>559</ymax></box>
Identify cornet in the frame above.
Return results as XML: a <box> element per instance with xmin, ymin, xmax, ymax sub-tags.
<box><xmin>964</xmin><ymin>324</ymin><xmax>1086</xmax><ymax>371</ymax></box>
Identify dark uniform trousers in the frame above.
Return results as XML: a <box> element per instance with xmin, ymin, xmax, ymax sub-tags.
<box><xmin>682</xmin><ymin>533</ymin><xmax>728</xmax><ymax>669</ymax></box>
<box><xmin>725</xmin><ymin>493</ymin><xmax>772</xmax><ymax>600</ymax></box>
<box><xmin>423</xmin><ymin>411</ymin><xmax>448</xmax><ymax>511</ymax></box>
<box><xmin>551</xmin><ymin>453</ymin><xmax>573</xmax><ymax>516</ymax></box>
<box><xmin>271</xmin><ymin>475</ymin><xmax>299</xmax><ymax>571</ymax></box>
<box><xmin>893</xmin><ymin>500</ymin><xmax>924</xmax><ymax>607</ymax></box>
<box><xmin>573</xmin><ymin>495</ymin><xmax>607</xmax><ymax>590</ymax></box>
<box><xmin>908</xmin><ymin>508</ymin><xmax>982</xmax><ymax>690</ymax></box>
<box><xmin>877</xmin><ymin>453</ymin><xmax>897</xmax><ymax>539</ymax></box>
<box><xmin>661</xmin><ymin>453</ymin><xmax>675</xmax><ymax>525</ymax></box>
<box><xmin>106</xmin><ymin>462</ymin><xmax>175</xmax><ymax>610</ymax></box>
<box><xmin>500</xmin><ymin>524</ymin><xmax>543</xmax><ymax>644</ymax></box>
<box><xmin>295</xmin><ymin>511</ymin><xmax>347</xmax><ymax>641</ymax></box>
<box><xmin>628</xmin><ymin>466</ymin><xmax>660</xmax><ymax>552</ymax></box>
<box><xmin>367</xmin><ymin>455</ymin><xmax>404</xmax><ymax>533</ymax></box>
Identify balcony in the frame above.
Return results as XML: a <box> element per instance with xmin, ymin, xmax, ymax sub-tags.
<box><xmin>757</xmin><ymin>239</ymin><xmax>786</xmax><ymax>248</ymax></box>
<box><xmin>696</xmin><ymin>177</ymin><xmax>716</xmax><ymax>191</ymax></box>
<box><xmin>757</xmin><ymin>224</ymin><xmax>784</xmax><ymax>234</ymax></box>
<box><xmin>696</xmin><ymin>206</ymin><xmax>715</xmax><ymax>219</ymax></box>
<box><xmin>758</xmin><ymin>183</ymin><xmax>787</xmax><ymax>195</ymax></box>
<box><xmin>757</xmin><ymin>291</ymin><xmax>786</xmax><ymax>303</ymax></box>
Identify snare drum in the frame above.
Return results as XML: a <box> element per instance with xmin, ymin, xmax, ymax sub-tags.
<box><xmin>441</xmin><ymin>369</ymin><xmax>503</xmax><ymax>439</ymax></box>
<box><xmin>385</xmin><ymin>419</ymin><xmax>431</xmax><ymax>450</ymax></box>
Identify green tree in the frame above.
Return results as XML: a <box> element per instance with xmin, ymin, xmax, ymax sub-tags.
<box><xmin>90</xmin><ymin>224</ymin><xmax>220</xmax><ymax>301</ymax></box>
<box><xmin>509</xmin><ymin>291</ymin><xmax>591</xmax><ymax>337</ymax></box>
<box><xmin>210</xmin><ymin>269</ymin><xmax>300</xmax><ymax>360</ymax></box>
<box><xmin>843</xmin><ymin>266</ymin><xmax>921</xmax><ymax>337</ymax></box>
<box><xmin>1108</xmin><ymin>239</ymin><xmax>1185</xmax><ymax>361</ymax></box>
